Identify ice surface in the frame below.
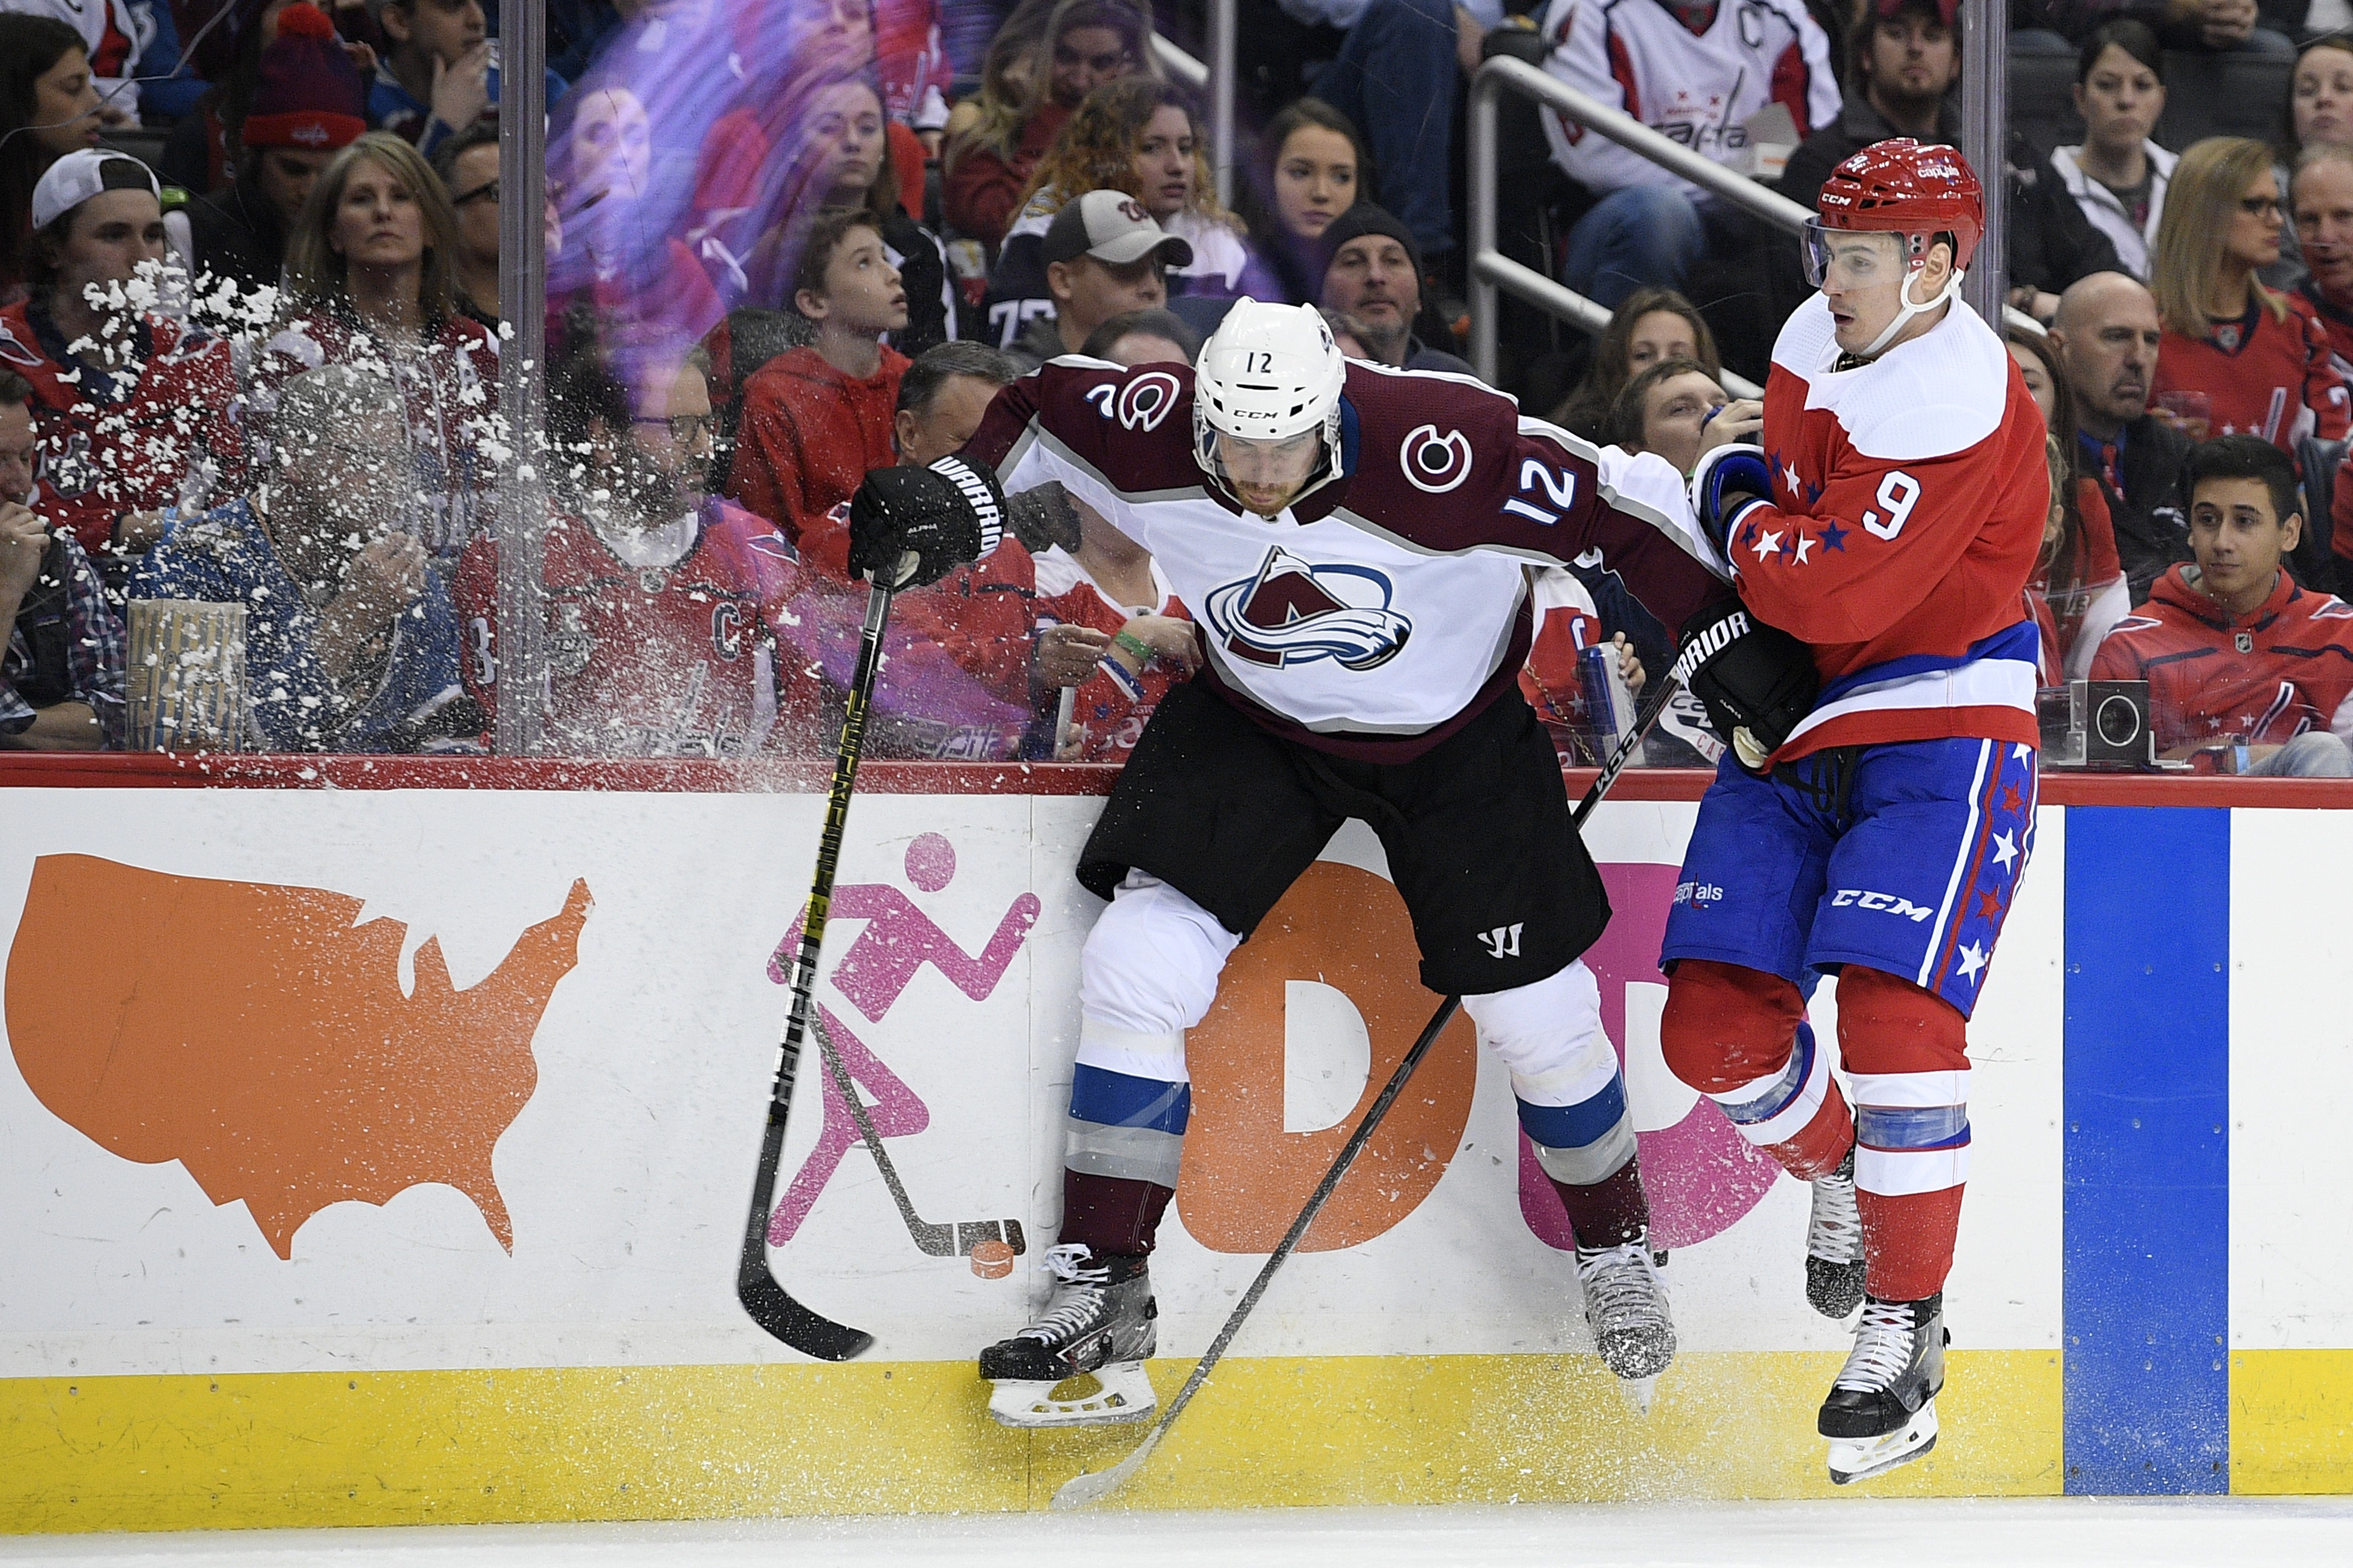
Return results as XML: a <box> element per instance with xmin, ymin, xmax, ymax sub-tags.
<box><xmin>1</xmin><ymin>1499</ymin><xmax>2349</xmax><ymax>1568</ymax></box>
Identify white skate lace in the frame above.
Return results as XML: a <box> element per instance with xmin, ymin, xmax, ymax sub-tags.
<box><xmin>1014</xmin><ymin>1242</ymin><xmax>1111</xmax><ymax>1344</ymax></box>
<box><xmin>1808</xmin><ymin>1158</ymin><xmax>1864</xmax><ymax>1264</ymax></box>
<box><xmin>1833</xmin><ymin>1298</ymin><xmax>1916</xmax><ymax>1393</ymax></box>
<box><xmin>1575</xmin><ymin>1241</ymin><xmax>1666</xmax><ymax>1333</ymax></box>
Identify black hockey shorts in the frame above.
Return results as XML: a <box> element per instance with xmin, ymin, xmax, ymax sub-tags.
<box><xmin>1077</xmin><ymin>679</ymin><xmax>1611</xmax><ymax>996</ymax></box>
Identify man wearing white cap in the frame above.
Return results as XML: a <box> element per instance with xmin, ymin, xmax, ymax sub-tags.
<box><xmin>0</xmin><ymin>149</ymin><xmax>241</xmax><ymax>572</ymax></box>
<box><xmin>1001</xmin><ymin>189</ymin><xmax>1192</xmax><ymax>373</ymax></box>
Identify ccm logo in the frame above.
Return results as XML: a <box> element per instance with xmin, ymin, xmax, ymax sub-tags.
<box><xmin>1832</xmin><ymin>888</ymin><xmax>1934</xmax><ymax>923</ymax></box>
<box><xmin>1669</xmin><ymin>611</ymin><xmax>1747</xmax><ymax>686</ymax></box>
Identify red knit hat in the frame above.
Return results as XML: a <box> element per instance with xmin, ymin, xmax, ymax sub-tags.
<box><xmin>241</xmin><ymin>4</ymin><xmax>367</xmax><ymax>152</ymax></box>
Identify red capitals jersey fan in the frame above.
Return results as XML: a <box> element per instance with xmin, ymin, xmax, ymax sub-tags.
<box><xmin>2090</xmin><ymin>564</ymin><xmax>2353</xmax><ymax>751</ymax></box>
<box><xmin>965</xmin><ymin>356</ymin><xmax>1730</xmax><ymax>760</ymax></box>
<box><xmin>453</xmin><ymin>502</ymin><xmax>789</xmax><ymax>757</ymax></box>
<box><xmin>1724</xmin><ymin>289</ymin><xmax>2049</xmax><ymax>759</ymax></box>
<box><xmin>2152</xmin><ymin>289</ymin><xmax>2349</xmax><ymax>454</ymax></box>
<box><xmin>1033</xmin><ymin>545</ymin><xmax>1191</xmax><ymax>762</ymax></box>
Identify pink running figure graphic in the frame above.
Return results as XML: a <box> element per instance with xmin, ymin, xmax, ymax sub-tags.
<box><xmin>766</xmin><ymin>833</ymin><xmax>1042</xmax><ymax>1246</ymax></box>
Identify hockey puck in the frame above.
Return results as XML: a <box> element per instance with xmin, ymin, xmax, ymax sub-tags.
<box><xmin>970</xmin><ymin>1238</ymin><xmax>1016</xmax><ymax>1279</ymax></box>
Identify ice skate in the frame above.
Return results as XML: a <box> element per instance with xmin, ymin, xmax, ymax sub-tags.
<box><xmin>1806</xmin><ymin>1147</ymin><xmax>1867</xmax><ymax>1319</ymax></box>
<box><xmin>980</xmin><ymin>1244</ymin><xmax>1157</xmax><ymax>1429</ymax></box>
<box><xmin>1575</xmin><ymin>1235</ymin><xmax>1676</xmax><ymax>1411</ymax></box>
<box><xmin>1820</xmin><ymin>1293</ymin><xmax>1947</xmax><ymax>1484</ymax></box>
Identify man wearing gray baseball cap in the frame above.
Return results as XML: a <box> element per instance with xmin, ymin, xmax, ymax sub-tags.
<box><xmin>1005</xmin><ymin>188</ymin><xmax>1194</xmax><ymax>372</ymax></box>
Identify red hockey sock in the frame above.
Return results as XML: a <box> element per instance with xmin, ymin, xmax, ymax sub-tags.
<box><xmin>1550</xmin><ymin>1156</ymin><xmax>1651</xmax><ymax>1248</ymax></box>
<box><xmin>1838</xmin><ymin>965</ymin><xmax>1972</xmax><ymax>1302</ymax></box>
<box><xmin>1858</xmin><ymin>1186</ymin><xmax>1965</xmax><ymax>1301</ymax></box>
<box><xmin>1058</xmin><ymin>1169</ymin><xmax>1173</xmax><ymax>1258</ymax></box>
<box><xmin>1662</xmin><ymin>958</ymin><xmax>1852</xmax><ymax>1179</ymax></box>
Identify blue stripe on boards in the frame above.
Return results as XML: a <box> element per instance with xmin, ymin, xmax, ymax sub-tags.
<box><xmin>1068</xmin><ymin>1063</ymin><xmax>1192</xmax><ymax>1134</ymax></box>
<box><xmin>2062</xmin><ymin>807</ymin><xmax>2230</xmax><ymax>1494</ymax></box>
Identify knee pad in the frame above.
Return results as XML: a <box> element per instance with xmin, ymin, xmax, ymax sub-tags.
<box><xmin>1837</xmin><ymin>966</ymin><xmax>1971</xmax><ymax>1199</ymax></box>
<box><xmin>1466</xmin><ymin>965</ymin><xmax>1632</xmax><ymax>1185</ymax></box>
<box><xmin>1079</xmin><ymin>873</ymin><xmax>1241</xmax><ymax>1039</ymax></box>
<box><xmin>1660</xmin><ymin>959</ymin><xmax>1807</xmax><ymax>1096</ymax></box>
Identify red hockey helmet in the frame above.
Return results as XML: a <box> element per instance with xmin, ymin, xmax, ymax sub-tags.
<box><xmin>1805</xmin><ymin>138</ymin><xmax>1984</xmax><ymax>286</ymax></box>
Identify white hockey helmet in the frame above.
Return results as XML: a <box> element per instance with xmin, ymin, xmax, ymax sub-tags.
<box><xmin>1193</xmin><ymin>298</ymin><xmax>1349</xmax><ymax>498</ymax></box>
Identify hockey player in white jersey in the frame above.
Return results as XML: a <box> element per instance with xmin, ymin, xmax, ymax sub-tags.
<box><xmin>844</xmin><ymin>301</ymin><xmax>1822</xmax><ymax>1428</ymax></box>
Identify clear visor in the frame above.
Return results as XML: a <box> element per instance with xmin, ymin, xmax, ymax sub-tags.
<box><xmin>1801</xmin><ymin>221</ymin><xmax>1909</xmax><ymax>291</ymax></box>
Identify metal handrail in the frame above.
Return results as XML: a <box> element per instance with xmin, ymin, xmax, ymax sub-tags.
<box><xmin>1152</xmin><ymin>33</ymin><xmax>1207</xmax><ymax>91</ymax></box>
<box><xmin>1153</xmin><ymin>11</ymin><xmax>1233</xmax><ymax>208</ymax></box>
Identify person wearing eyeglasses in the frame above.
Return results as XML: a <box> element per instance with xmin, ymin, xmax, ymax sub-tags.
<box><xmin>2151</xmin><ymin>135</ymin><xmax>2349</xmax><ymax>464</ymax></box>
<box><xmin>431</xmin><ymin>121</ymin><xmax>502</xmax><ymax>329</ymax></box>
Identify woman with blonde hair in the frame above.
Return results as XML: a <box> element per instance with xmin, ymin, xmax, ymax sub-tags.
<box><xmin>981</xmin><ymin>75</ymin><xmax>1269</xmax><ymax>343</ymax></box>
<box><xmin>265</xmin><ymin>131</ymin><xmax>498</xmax><ymax>562</ymax></box>
<box><xmin>2150</xmin><ymin>135</ymin><xmax>2348</xmax><ymax>461</ymax></box>
<box><xmin>943</xmin><ymin>0</ymin><xmax>1156</xmax><ymax>249</ymax></box>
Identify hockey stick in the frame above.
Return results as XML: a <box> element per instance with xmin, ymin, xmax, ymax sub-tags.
<box><xmin>736</xmin><ymin>580</ymin><xmax>897</xmax><ymax>1361</ymax></box>
<box><xmin>810</xmin><ymin>1011</ymin><xmax>1028</xmax><ymax>1259</ymax></box>
<box><xmin>1053</xmin><ymin>682</ymin><xmax>1681</xmax><ymax>1508</ymax></box>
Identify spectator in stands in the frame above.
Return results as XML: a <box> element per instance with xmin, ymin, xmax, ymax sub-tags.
<box><xmin>132</xmin><ymin>364</ymin><xmax>472</xmax><ymax>753</ymax></box>
<box><xmin>0</xmin><ymin>0</ymin><xmax>146</xmax><ymax>127</ymax></box>
<box><xmin>2052</xmin><ymin>21</ymin><xmax>2173</xmax><ymax>283</ymax></box>
<box><xmin>2012</xmin><ymin>1</ymin><xmax>2290</xmax><ymax>58</ymax></box>
<box><xmin>1003</xmin><ymin>188</ymin><xmax>1186</xmax><ymax>371</ymax></box>
<box><xmin>0</xmin><ymin>369</ymin><xmax>121</xmax><ymax>751</ymax></box>
<box><xmin>943</xmin><ymin>0</ymin><xmax>1153</xmax><ymax>249</ymax></box>
<box><xmin>1552</xmin><ymin>288</ymin><xmax>1721</xmax><ymax>443</ymax></box>
<box><xmin>1080</xmin><ymin>304</ymin><xmax>1200</xmax><ymax>366</ymax></box>
<box><xmin>2051</xmin><ymin>271</ymin><xmax>2195</xmax><ymax>602</ymax></box>
<box><xmin>1539</xmin><ymin>0</ymin><xmax>1839</xmax><ymax>309</ymax></box>
<box><xmin>553</xmin><ymin>84</ymin><xmax>724</xmax><ymax>366</ymax></box>
<box><xmin>1604</xmin><ymin>356</ymin><xmax>1730</xmax><ymax>478</ymax></box>
<box><xmin>456</xmin><ymin>342</ymin><xmax>789</xmax><ymax>757</ymax></box>
<box><xmin>2093</xmin><ymin>433</ymin><xmax>2353</xmax><ymax>774</ymax></box>
<box><xmin>161</xmin><ymin>0</ymin><xmax>308</xmax><ymax>196</ymax></box>
<box><xmin>1316</xmin><ymin>202</ymin><xmax>1471</xmax><ymax>376</ymax></box>
<box><xmin>266</xmin><ymin>131</ymin><xmax>499</xmax><ymax>562</ymax></box>
<box><xmin>0</xmin><ymin>14</ymin><xmax>106</xmax><ymax>304</ymax></box>
<box><xmin>2009</xmin><ymin>324</ymin><xmax>2130</xmax><ymax>681</ymax></box>
<box><xmin>986</xmin><ymin>79</ymin><xmax>1264</xmax><ymax>347</ymax></box>
<box><xmin>1245</xmin><ymin>98</ymin><xmax>1365</xmax><ymax>306</ymax></box>
<box><xmin>1778</xmin><ymin>0</ymin><xmax>2119</xmax><ymax>325</ymax></box>
<box><xmin>2293</xmin><ymin>143</ymin><xmax>2353</xmax><ymax>373</ymax></box>
<box><xmin>429</xmin><ymin>122</ymin><xmax>500</xmax><ymax>327</ymax></box>
<box><xmin>2151</xmin><ymin>136</ymin><xmax>2348</xmax><ymax>457</ymax></box>
<box><xmin>2</xmin><ymin>151</ymin><xmax>243</xmax><ymax>568</ymax></box>
<box><xmin>2284</xmin><ymin>33</ymin><xmax>2353</xmax><ymax>167</ymax></box>
<box><xmin>185</xmin><ymin>5</ymin><xmax>371</xmax><ymax>298</ymax></box>
<box><xmin>940</xmin><ymin>0</ymin><xmax>1053</xmax><ymax>163</ymax></box>
<box><xmin>369</xmin><ymin>0</ymin><xmax>568</xmax><ymax>156</ymax></box>
<box><xmin>728</xmin><ymin>205</ymin><xmax>909</xmax><ymax>578</ymax></box>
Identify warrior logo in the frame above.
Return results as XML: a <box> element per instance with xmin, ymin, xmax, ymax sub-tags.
<box><xmin>1084</xmin><ymin>370</ymin><xmax>1183</xmax><ymax>432</ymax></box>
<box><xmin>1204</xmin><ymin>547</ymin><xmax>1413</xmax><ymax>670</ymax></box>
<box><xmin>1400</xmin><ymin>423</ymin><xmax>1473</xmax><ymax>493</ymax></box>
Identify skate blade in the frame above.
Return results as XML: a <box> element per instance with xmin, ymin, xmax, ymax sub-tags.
<box><xmin>1826</xmin><ymin>1400</ymin><xmax>1939</xmax><ymax>1485</ymax></box>
<box><xmin>987</xmin><ymin>1363</ymin><xmax>1155</xmax><ymax>1429</ymax></box>
<box><xmin>1617</xmin><ymin>1374</ymin><xmax>1660</xmax><ymax>1416</ymax></box>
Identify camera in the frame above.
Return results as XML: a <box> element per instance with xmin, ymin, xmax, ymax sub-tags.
<box><xmin>2038</xmin><ymin>680</ymin><xmax>2154</xmax><ymax>771</ymax></box>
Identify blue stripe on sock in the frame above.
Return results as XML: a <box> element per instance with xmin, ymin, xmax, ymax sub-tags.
<box><xmin>1855</xmin><ymin>1104</ymin><xmax>1970</xmax><ymax>1149</ymax></box>
<box><xmin>1068</xmin><ymin>1063</ymin><xmax>1191</xmax><ymax>1134</ymax></box>
<box><xmin>1719</xmin><ymin>1022</ymin><xmax>1815</xmax><ymax>1125</ymax></box>
<box><xmin>1517</xmin><ymin>1073</ymin><xmax>1628</xmax><ymax>1151</ymax></box>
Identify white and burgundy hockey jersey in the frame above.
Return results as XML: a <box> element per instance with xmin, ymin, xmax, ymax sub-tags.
<box><xmin>965</xmin><ymin>356</ymin><xmax>1727</xmax><ymax>759</ymax></box>
<box><xmin>1539</xmin><ymin>0</ymin><xmax>1840</xmax><ymax>196</ymax></box>
<box><xmin>1726</xmin><ymin>294</ymin><xmax>2049</xmax><ymax>761</ymax></box>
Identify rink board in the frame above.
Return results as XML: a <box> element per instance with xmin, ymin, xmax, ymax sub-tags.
<box><xmin>0</xmin><ymin>771</ymin><xmax>2343</xmax><ymax>1531</ymax></box>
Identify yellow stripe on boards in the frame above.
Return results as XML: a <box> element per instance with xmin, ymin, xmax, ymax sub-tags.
<box><xmin>2232</xmin><ymin>1350</ymin><xmax>2353</xmax><ymax>1494</ymax></box>
<box><xmin>0</xmin><ymin>1351</ymin><xmax>2061</xmax><ymax>1535</ymax></box>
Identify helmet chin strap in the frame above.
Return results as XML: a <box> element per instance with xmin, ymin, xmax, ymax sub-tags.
<box><xmin>1857</xmin><ymin>262</ymin><xmax>1966</xmax><ymax>359</ymax></box>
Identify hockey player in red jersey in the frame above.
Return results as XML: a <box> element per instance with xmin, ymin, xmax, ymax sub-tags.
<box><xmin>1659</xmin><ymin>140</ymin><xmax>2049</xmax><ymax>1484</ymax></box>
<box><xmin>454</xmin><ymin>348</ymin><xmax>788</xmax><ymax>758</ymax></box>
<box><xmin>841</xmin><ymin>299</ymin><xmax>1822</xmax><ymax>1427</ymax></box>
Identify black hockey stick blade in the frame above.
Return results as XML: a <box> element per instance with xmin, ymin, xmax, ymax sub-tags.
<box><xmin>735</xmin><ymin>581</ymin><xmax>896</xmax><ymax>1360</ymax></box>
<box><xmin>1055</xmin><ymin>992</ymin><xmax>1463</xmax><ymax>1509</ymax></box>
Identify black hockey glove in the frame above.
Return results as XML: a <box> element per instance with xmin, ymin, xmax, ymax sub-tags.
<box><xmin>1005</xmin><ymin>480</ymin><xmax>1083</xmax><ymax>553</ymax></box>
<box><xmin>1669</xmin><ymin>595</ymin><xmax>1818</xmax><ymax>774</ymax></box>
<box><xmin>846</xmin><ymin>454</ymin><xmax>1007</xmax><ymax>588</ymax></box>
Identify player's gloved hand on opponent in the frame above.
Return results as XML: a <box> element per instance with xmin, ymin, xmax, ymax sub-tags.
<box><xmin>846</xmin><ymin>454</ymin><xmax>1008</xmax><ymax>588</ymax></box>
<box><xmin>1670</xmin><ymin>594</ymin><xmax>1819</xmax><ymax>774</ymax></box>
<box><xmin>1689</xmin><ymin>442</ymin><xmax>1774</xmax><ymax>563</ymax></box>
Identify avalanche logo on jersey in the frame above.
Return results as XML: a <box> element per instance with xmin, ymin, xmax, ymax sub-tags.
<box><xmin>1083</xmin><ymin>370</ymin><xmax>1183</xmax><ymax>432</ymax></box>
<box><xmin>1204</xmin><ymin>547</ymin><xmax>1412</xmax><ymax>671</ymax></box>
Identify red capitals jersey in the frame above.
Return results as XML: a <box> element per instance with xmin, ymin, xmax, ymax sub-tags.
<box><xmin>1033</xmin><ymin>546</ymin><xmax>1191</xmax><ymax>762</ymax></box>
<box><xmin>453</xmin><ymin>501</ymin><xmax>789</xmax><ymax>757</ymax></box>
<box><xmin>2090</xmin><ymin>564</ymin><xmax>2353</xmax><ymax>751</ymax></box>
<box><xmin>966</xmin><ymin>358</ymin><xmax>1728</xmax><ymax>762</ymax></box>
<box><xmin>0</xmin><ymin>301</ymin><xmax>244</xmax><ymax>559</ymax></box>
<box><xmin>1730</xmin><ymin>294</ymin><xmax>2049</xmax><ymax>761</ymax></box>
<box><xmin>1520</xmin><ymin>563</ymin><xmax>1606</xmax><ymax>727</ymax></box>
<box><xmin>2152</xmin><ymin>290</ymin><xmax>2350</xmax><ymax>455</ymax></box>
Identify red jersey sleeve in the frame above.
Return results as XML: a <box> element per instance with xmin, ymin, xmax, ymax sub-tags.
<box><xmin>727</xmin><ymin>381</ymin><xmax>811</xmax><ymax>546</ymax></box>
<box><xmin>2302</xmin><ymin>304</ymin><xmax>2352</xmax><ymax>442</ymax></box>
<box><xmin>451</xmin><ymin>534</ymin><xmax>499</xmax><ymax>722</ymax></box>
